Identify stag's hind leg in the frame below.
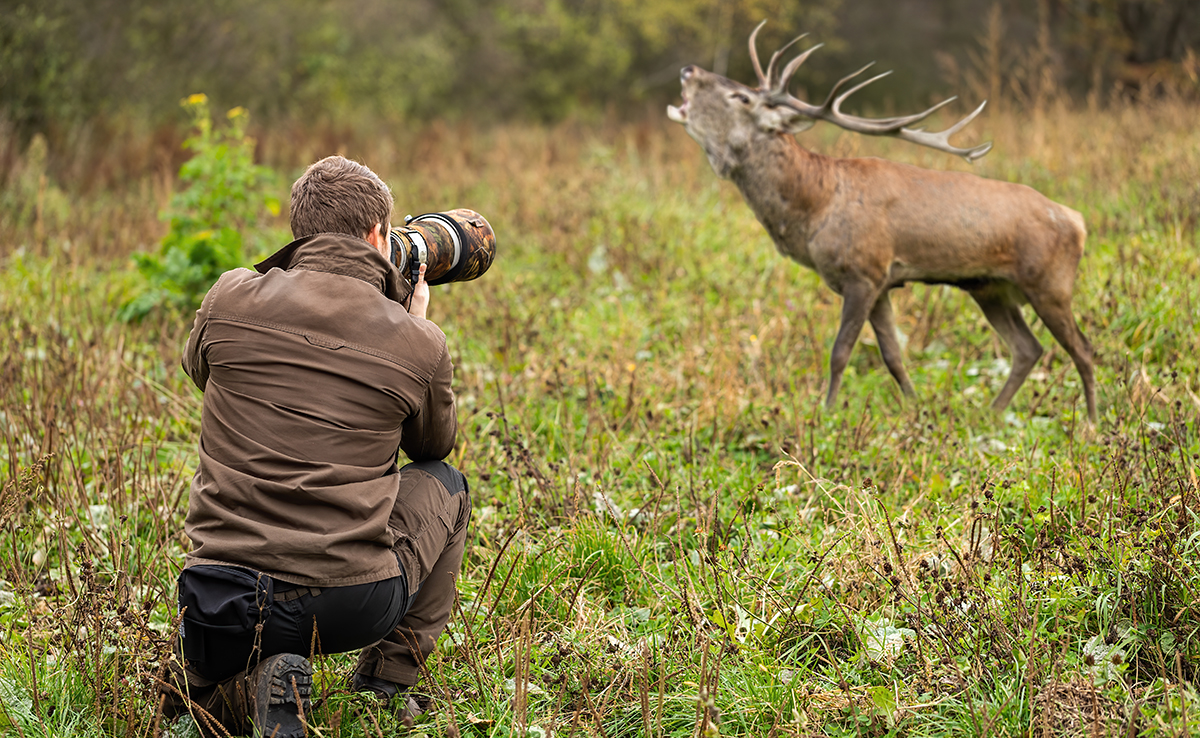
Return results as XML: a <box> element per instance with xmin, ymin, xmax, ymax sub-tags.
<box><xmin>968</xmin><ymin>283</ymin><xmax>1044</xmax><ymax>414</ymax></box>
<box><xmin>869</xmin><ymin>291</ymin><xmax>916</xmax><ymax>399</ymax></box>
<box><xmin>1024</xmin><ymin>289</ymin><xmax>1097</xmax><ymax>422</ymax></box>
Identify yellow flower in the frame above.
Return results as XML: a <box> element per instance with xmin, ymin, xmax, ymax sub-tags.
<box><xmin>227</xmin><ymin>106</ymin><xmax>248</xmax><ymax>120</ymax></box>
<box><xmin>185</xmin><ymin>93</ymin><xmax>208</xmax><ymax>106</ymax></box>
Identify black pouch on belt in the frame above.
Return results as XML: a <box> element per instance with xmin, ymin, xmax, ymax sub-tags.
<box><xmin>177</xmin><ymin>565</ymin><xmax>274</xmax><ymax>680</ymax></box>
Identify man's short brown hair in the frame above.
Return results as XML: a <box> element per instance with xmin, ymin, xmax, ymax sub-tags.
<box><xmin>290</xmin><ymin>155</ymin><xmax>394</xmax><ymax>239</ymax></box>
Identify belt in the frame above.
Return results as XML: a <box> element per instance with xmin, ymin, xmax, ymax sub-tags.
<box><xmin>273</xmin><ymin>586</ymin><xmax>322</xmax><ymax>602</ymax></box>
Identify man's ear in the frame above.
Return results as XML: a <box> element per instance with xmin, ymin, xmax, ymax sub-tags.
<box><xmin>366</xmin><ymin>222</ymin><xmax>388</xmax><ymax>257</ymax></box>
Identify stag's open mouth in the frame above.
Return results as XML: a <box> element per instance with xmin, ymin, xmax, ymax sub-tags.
<box><xmin>667</xmin><ymin>93</ymin><xmax>688</xmax><ymax>123</ymax></box>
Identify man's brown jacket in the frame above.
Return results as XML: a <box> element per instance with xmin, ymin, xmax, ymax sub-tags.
<box><xmin>181</xmin><ymin>233</ymin><xmax>457</xmax><ymax>587</ymax></box>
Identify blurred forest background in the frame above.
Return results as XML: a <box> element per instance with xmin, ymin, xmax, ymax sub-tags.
<box><xmin>3</xmin><ymin>0</ymin><xmax>1198</xmax><ymax>150</ymax></box>
<box><xmin>1</xmin><ymin>0</ymin><xmax>1198</xmax><ymax>256</ymax></box>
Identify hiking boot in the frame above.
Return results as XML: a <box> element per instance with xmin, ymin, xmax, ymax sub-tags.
<box><xmin>249</xmin><ymin>653</ymin><xmax>312</xmax><ymax>738</ymax></box>
<box><xmin>350</xmin><ymin>673</ymin><xmax>424</xmax><ymax>721</ymax></box>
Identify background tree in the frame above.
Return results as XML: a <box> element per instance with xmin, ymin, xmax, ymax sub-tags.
<box><xmin>1</xmin><ymin>0</ymin><xmax>1195</xmax><ymax>145</ymax></box>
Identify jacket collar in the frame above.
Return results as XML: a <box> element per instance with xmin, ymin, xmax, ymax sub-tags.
<box><xmin>255</xmin><ymin>233</ymin><xmax>414</xmax><ymax>306</ymax></box>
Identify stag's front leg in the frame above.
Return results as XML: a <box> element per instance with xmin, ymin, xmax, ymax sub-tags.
<box><xmin>869</xmin><ymin>291</ymin><xmax>916</xmax><ymax>399</ymax></box>
<box><xmin>825</xmin><ymin>281</ymin><xmax>877</xmax><ymax>410</ymax></box>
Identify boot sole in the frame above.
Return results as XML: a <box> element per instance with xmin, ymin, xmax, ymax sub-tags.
<box><xmin>253</xmin><ymin>654</ymin><xmax>313</xmax><ymax>738</ymax></box>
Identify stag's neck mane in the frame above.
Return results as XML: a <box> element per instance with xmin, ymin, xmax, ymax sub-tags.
<box><xmin>728</xmin><ymin>132</ymin><xmax>835</xmax><ymax>253</ymax></box>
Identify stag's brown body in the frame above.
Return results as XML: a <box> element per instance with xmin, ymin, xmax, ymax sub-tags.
<box><xmin>668</xmin><ymin>30</ymin><xmax>1096</xmax><ymax>421</ymax></box>
<box><xmin>742</xmin><ymin>143</ymin><xmax>1086</xmax><ymax>295</ymax></box>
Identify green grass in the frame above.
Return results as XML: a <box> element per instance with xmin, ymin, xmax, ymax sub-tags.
<box><xmin>2</xmin><ymin>103</ymin><xmax>1199</xmax><ymax>736</ymax></box>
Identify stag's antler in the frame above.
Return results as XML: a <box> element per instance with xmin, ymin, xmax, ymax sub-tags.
<box><xmin>748</xmin><ymin>21</ymin><xmax>993</xmax><ymax>163</ymax></box>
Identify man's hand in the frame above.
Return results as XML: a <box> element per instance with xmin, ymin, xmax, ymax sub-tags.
<box><xmin>409</xmin><ymin>263</ymin><xmax>430</xmax><ymax>320</ymax></box>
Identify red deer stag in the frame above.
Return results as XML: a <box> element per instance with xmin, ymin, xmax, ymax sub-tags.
<box><xmin>668</xmin><ymin>22</ymin><xmax>1096</xmax><ymax>422</ymax></box>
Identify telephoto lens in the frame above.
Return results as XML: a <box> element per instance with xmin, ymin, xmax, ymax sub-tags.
<box><xmin>387</xmin><ymin>209</ymin><xmax>496</xmax><ymax>286</ymax></box>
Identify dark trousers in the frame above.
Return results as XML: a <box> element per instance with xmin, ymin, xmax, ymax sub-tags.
<box><xmin>162</xmin><ymin>461</ymin><xmax>470</xmax><ymax>734</ymax></box>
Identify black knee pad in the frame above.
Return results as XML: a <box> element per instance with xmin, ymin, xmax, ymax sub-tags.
<box><xmin>401</xmin><ymin>460</ymin><xmax>468</xmax><ymax>497</ymax></box>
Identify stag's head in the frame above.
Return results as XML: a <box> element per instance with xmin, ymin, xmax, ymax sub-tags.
<box><xmin>667</xmin><ymin>21</ymin><xmax>993</xmax><ymax>177</ymax></box>
<box><xmin>667</xmin><ymin>65</ymin><xmax>779</xmax><ymax>177</ymax></box>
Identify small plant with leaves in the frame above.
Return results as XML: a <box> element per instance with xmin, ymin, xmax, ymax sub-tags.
<box><xmin>122</xmin><ymin>94</ymin><xmax>282</xmax><ymax>320</ymax></box>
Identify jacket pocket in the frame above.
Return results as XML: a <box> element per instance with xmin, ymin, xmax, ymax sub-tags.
<box><xmin>390</xmin><ymin>468</ymin><xmax>454</xmax><ymax>545</ymax></box>
<box><xmin>389</xmin><ymin>467</ymin><xmax>457</xmax><ymax>593</ymax></box>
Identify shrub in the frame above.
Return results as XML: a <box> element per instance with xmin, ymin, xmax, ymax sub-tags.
<box><xmin>121</xmin><ymin>94</ymin><xmax>282</xmax><ymax>320</ymax></box>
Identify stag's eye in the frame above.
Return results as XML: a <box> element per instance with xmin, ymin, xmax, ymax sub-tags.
<box><xmin>732</xmin><ymin>93</ymin><xmax>751</xmax><ymax>104</ymax></box>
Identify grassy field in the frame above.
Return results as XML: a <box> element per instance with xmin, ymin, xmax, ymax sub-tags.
<box><xmin>1</xmin><ymin>100</ymin><xmax>1199</xmax><ymax>737</ymax></box>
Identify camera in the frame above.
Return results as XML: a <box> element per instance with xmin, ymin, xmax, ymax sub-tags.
<box><xmin>387</xmin><ymin>209</ymin><xmax>496</xmax><ymax>287</ymax></box>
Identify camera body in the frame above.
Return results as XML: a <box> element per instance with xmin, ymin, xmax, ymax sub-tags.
<box><xmin>387</xmin><ymin>209</ymin><xmax>496</xmax><ymax>287</ymax></box>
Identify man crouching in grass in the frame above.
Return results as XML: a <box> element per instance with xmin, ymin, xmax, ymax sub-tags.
<box><xmin>160</xmin><ymin>155</ymin><xmax>471</xmax><ymax>738</ymax></box>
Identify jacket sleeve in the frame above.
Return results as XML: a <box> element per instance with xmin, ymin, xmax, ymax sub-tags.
<box><xmin>399</xmin><ymin>339</ymin><xmax>458</xmax><ymax>462</ymax></box>
<box><xmin>181</xmin><ymin>270</ymin><xmax>237</xmax><ymax>391</ymax></box>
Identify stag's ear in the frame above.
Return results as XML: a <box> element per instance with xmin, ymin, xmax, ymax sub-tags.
<box><xmin>780</xmin><ymin>115</ymin><xmax>816</xmax><ymax>135</ymax></box>
<box><xmin>757</xmin><ymin>101</ymin><xmax>815</xmax><ymax>134</ymax></box>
